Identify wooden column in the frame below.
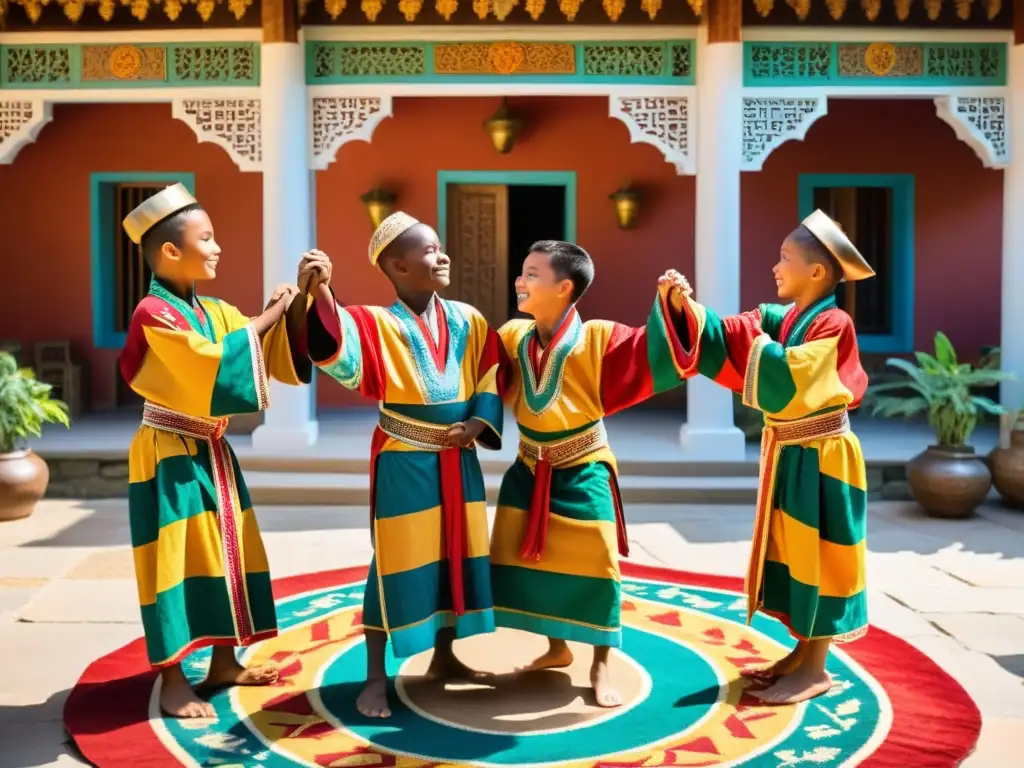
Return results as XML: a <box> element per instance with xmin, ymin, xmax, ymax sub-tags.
<box><xmin>706</xmin><ymin>0</ymin><xmax>742</xmax><ymax>44</ymax></box>
<box><xmin>262</xmin><ymin>0</ymin><xmax>299</xmax><ymax>44</ymax></box>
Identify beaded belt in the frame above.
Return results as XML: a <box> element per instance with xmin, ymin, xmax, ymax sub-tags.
<box><xmin>745</xmin><ymin>408</ymin><xmax>851</xmax><ymax>625</ymax></box>
<box><xmin>377</xmin><ymin>407</ymin><xmax>456</xmax><ymax>451</ymax></box>
<box><xmin>142</xmin><ymin>402</ymin><xmax>228</xmax><ymax>441</ymax></box>
<box><xmin>518</xmin><ymin>422</ymin><xmax>608</xmax><ymax>468</ymax></box>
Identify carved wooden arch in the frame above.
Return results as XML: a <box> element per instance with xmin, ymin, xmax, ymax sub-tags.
<box><xmin>170</xmin><ymin>98</ymin><xmax>264</xmax><ymax>172</ymax></box>
<box><xmin>741</xmin><ymin>91</ymin><xmax>1010</xmax><ymax>172</ymax></box>
<box><xmin>308</xmin><ymin>95</ymin><xmax>394</xmax><ymax>171</ymax></box>
<box><xmin>0</xmin><ymin>99</ymin><xmax>54</xmax><ymax>166</ymax></box>
<box><xmin>607</xmin><ymin>94</ymin><xmax>695</xmax><ymax>175</ymax></box>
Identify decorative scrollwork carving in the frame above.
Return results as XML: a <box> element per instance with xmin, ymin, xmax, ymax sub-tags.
<box><xmin>608</xmin><ymin>95</ymin><xmax>692</xmax><ymax>175</ymax></box>
<box><xmin>741</xmin><ymin>97</ymin><xmax>828</xmax><ymax>172</ymax></box>
<box><xmin>934</xmin><ymin>95</ymin><xmax>1009</xmax><ymax>169</ymax></box>
<box><xmin>171</xmin><ymin>98</ymin><xmax>262</xmax><ymax>173</ymax></box>
<box><xmin>0</xmin><ymin>100</ymin><xmax>53</xmax><ymax>166</ymax></box>
<box><xmin>309</xmin><ymin>96</ymin><xmax>394</xmax><ymax>171</ymax></box>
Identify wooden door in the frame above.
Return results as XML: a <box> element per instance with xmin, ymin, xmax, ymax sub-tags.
<box><xmin>444</xmin><ymin>184</ymin><xmax>509</xmax><ymax>328</ymax></box>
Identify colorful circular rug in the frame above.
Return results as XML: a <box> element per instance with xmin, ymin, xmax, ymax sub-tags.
<box><xmin>65</xmin><ymin>563</ymin><xmax>980</xmax><ymax>767</ymax></box>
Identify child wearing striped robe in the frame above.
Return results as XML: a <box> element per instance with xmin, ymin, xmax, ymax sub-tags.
<box><xmin>660</xmin><ymin>209</ymin><xmax>874</xmax><ymax>705</ymax></box>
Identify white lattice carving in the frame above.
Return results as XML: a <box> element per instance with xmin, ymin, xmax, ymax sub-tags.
<box><xmin>171</xmin><ymin>99</ymin><xmax>262</xmax><ymax>173</ymax></box>
<box><xmin>741</xmin><ymin>97</ymin><xmax>828</xmax><ymax>172</ymax></box>
<box><xmin>309</xmin><ymin>96</ymin><xmax>394</xmax><ymax>171</ymax></box>
<box><xmin>0</xmin><ymin>100</ymin><xmax>53</xmax><ymax>165</ymax></box>
<box><xmin>934</xmin><ymin>95</ymin><xmax>1009</xmax><ymax>169</ymax></box>
<box><xmin>608</xmin><ymin>95</ymin><xmax>693</xmax><ymax>176</ymax></box>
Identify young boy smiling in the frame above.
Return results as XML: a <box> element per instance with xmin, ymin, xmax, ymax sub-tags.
<box><xmin>297</xmin><ymin>212</ymin><xmax>504</xmax><ymax>719</ymax></box>
<box><xmin>119</xmin><ymin>183</ymin><xmax>310</xmax><ymax>718</ymax></box>
<box><xmin>660</xmin><ymin>209</ymin><xmax>874</xmax><ymax>704</ymax></box>
<box><xmin>490</xmin><ymin>239</ymin><xmax>690</xmax><ymax>708</ymax></box>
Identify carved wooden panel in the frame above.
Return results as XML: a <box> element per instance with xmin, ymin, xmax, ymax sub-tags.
<box><xmin>444</xmin><ymin>184</ymin><xmax>509</xmax><ymax>329</ymax></box>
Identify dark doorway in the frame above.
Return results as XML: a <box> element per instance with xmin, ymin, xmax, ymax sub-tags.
<box><xmin>507</xmin><ymin>185</ymin><xmax>567</xmax><ymax>321</ymax></box>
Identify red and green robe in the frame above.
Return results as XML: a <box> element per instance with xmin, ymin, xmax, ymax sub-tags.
<box><xmin>675</xmin><ymin>292</ymin><xmax>869</xmax><ymax>642</ymax></box>
<box><xmin>491</xmin><ymin>290</ymin><xmax>688</xmax><ymax>647</ymax></box>
<box><xmin>305</xmin><ymin>285</ymin><xmax>504</xmax><ymax>658</ymax></box>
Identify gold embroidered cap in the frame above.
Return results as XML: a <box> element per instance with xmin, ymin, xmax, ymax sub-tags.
<box><xmin>801</xmin><ymin>209</ymin><xmax>876</xmax><ymax>282</ymax></box>
<box><xmin>122</xmin><ymin>183</ymin><xmax>199</xmax><ymax>245</ymax></box>
<box><xmin>369</xmin><ymin>211</ymin><xmax>420</xmax><ymax>266</ymax></box>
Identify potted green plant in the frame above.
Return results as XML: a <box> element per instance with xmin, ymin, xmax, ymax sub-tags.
<box><xmin>0</xmin><ymin>350</ymin><xmax>70</xmax><ymax>521</ymax></box>
<box><xmin>865</xmin><ymin>332</ymin><xmax>1012</xmax><ymax>519</ymax></box>
<box><xmin>990</xmin><ymin>401</ymin><xmax>1024</xmax><ymax>510</ymax></box>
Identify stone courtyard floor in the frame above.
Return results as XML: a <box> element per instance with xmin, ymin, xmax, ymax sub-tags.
<box><xmin>0</xmin><ymin>499</ymin><xmax>1022</xmax><ymax>767</ymax></box>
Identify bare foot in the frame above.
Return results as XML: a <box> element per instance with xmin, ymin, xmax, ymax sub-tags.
<box><xmin>356</xmin><ymin>677</ymin><xmax>391</xmax><ymax>718</ymax></box>
<box><xmin>590</xmin><ymin>657</ymin><xmax>621</xmax><ymax>708</ymax></box>
<box><xmin>426</xmin><ymin>649</ymin><xmax>489</xmax><ymax>680</ymax></box>
<box><xmin>160</xmin><ymin>670</ymin><xmax>216</xmax><ymax>719</ymax></box>
<box><xmin>516</xmin><ymin>643</ymin><xmax>574</xmax><ymax>672</ymax></box>
<box><xmin>201</xmin><ymin>659</ymin><xmax>279</xmax><ymax>689</ymax></box>
<box><xmin>749</xmin><ymin>669</ymin><xmax>833</xmax><ymax>705</ymax></box>
<box><xmin>740</xmin><ymin>645</ymin><xmax>804</xmax><ymax>682</ymax></box>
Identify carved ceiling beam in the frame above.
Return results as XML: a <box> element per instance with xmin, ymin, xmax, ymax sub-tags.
<box><xmin>6</xmin><ymin>0</ymin><xmax>255</xmax><ymax>23</ymax></box>
<box><xmin>751</xmin><ymin>0</ymin><xmax>1002</xmax><ymax>20</ymax></box>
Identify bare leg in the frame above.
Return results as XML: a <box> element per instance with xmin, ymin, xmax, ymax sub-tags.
<box><xmin>516</xmin><ymin>637</ymin><xmax>575</xmax><ymax>672</ymax></box>
<box><xmin>740</xmin><ymin>640</ymin><xmax>808</xmax><ymax>682</ymax></box>
<box><xmin>160</xmin><ymin>663</ymin><xmax>216</xmax><ymax>719</ymax></box>
<box><xmin>201</xmin><ymin>645</ymin><xmax>279</xmax><ymax>689</ymax></box>
<box><xmin>750</xmin><ymin>637</ymin><xmax>833</xmax><ymax>705</ymax></box>
<box><xmin>356</xmin><ymin>629</ymin><xmax>391</xmax><ymax>718</ymax></box>
<box><xmin>590</xmin><ymin>645</ymin><xmax>621</xmax><ymax>708</ymax></box>
<box><xmin>426</xmin><ymin>627</ymin><xmax>488</xmax><ymax>679</ymax></box>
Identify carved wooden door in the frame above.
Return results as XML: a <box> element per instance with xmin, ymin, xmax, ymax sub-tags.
<box><xmin>444</xmin><ymin>184</ymin><xmax>509</xmax><ymax>328</ymax></box>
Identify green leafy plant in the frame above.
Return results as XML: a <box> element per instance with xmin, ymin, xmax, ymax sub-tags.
<box><xmin>865</xmin><ymin>332</ymin><xmax>1013</xmax><ymax>448</ymax></box>
<box><xmin>0</xmin><ymin>351</ymin><xmax>70</xmax><ymax>454</ymax></box>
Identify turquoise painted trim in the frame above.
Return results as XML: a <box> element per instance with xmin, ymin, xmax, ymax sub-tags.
<box><xmin>744</xmin><ymin>41</ymin><xmax>1006</xmax><ymax>87</ymax></box>
<box><xmin>90</xmin><ymin>172</ymin><xmax>196</xmax><ymax>350</ymax></box>
<box><xmin>436</xmin><ymin>171</ymin><xmax>577</xmax><ymax>252</ymax></box>
<box><xmin>306</xmin><ymin>40</ymin><xmax>694</xmax><ymax>85</ymax></box>
<box><xmin>797</xmin><ymin>173</ymin><xmax>915</xmax><ymax>354</ymax></box>
<box><xmin>0</xmin><ymin>43</ymin><xmax>259</xmax><ymax>89</ymax></box>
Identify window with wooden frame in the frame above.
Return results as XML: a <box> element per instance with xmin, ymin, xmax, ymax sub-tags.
<box><xmin>798</xmin><ymin>174</ymin><xmax>915</xmax><ymax>354</ymax></box>
<box><xmin>90</xmin><ymin>172</ymin><xmax>196</xmax><ymax>350</ymax></box>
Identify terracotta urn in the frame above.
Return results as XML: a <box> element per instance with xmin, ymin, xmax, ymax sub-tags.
<box><xmin>906</xmin><ymin>445</ymin><xmax>992</xmax><ymax>519</ymax></box>
<box><xmin>0</xmin><ymin>450</ymin><xmax>50</xmax><ymax>522</ymax></box>
<box><xmin>990</xmin><ymin>430</ymin><xmax>1024</xmax><ymax>510</ymax></box>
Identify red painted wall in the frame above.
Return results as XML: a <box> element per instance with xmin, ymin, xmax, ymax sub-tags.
<box><xmin>0</xmin><ymin>103</ymin><xmax>263</xmax><ymax>411</ymax></box>
<box><xmin>0</xmin><ymin>97</ymin><xmax>1002</xmax><ymax>414</ymax></box>
<box><xmin>314</xmin><ymin>96</ymin><xmax>697</xmax><ymax>408</ymax></box>
<box><xmin>742</xmin><ymin>98</ymin><xmax>1002</xmax><ymax>358</ymax></box>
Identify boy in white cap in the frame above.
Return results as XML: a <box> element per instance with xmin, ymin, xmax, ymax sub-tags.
<box><xmin>119</xmin><ymin>184</ymin><xmax>310</xmax><ymax>717</ymax></box>
<box><xmin>295</xmin><ymin>212</ymin><xmax>504</xmax><ymax>718</ymax></box>
<box><xmin>660</xmin><ymin>209</ymin><xmax>875</xmax><ymax>704</ymax></box>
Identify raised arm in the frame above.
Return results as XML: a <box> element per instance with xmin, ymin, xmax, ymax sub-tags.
<box><xmin>595</xmin><ymin>286</ymin><xmax>695</xmax><ymax>417</ymax></box>
<box><xmin>119</xmin><ymin>296</ymin><xmax>284</xmax><ymax>418</ymax></box>
<box><xmin>216</xmin><ymin>288</ymin><xmax>312</xmax><ymax>387</ymax></box>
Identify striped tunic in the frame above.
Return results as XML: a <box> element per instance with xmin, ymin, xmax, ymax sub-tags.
<box><xmin>306</xmin><ymin>287</ymin><xmax>504</xmax><ymax>658</ymax></box>
<box><xmin>676</xmin><ymin>293</ymin><xmax>869</xmax><ymax>642</ymax></box>
<box><xmin>491</xmin><ymin>292</ymin><xmax>688</xmax><ymax>647</ymax></box>
<box><xmin>119</xmin><ymin>278</ymin><xmax>310</xmax><ymax>667</ymax></box>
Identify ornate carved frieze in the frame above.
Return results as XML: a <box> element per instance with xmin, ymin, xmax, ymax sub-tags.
<box><xmin>934</xmin><ymin>95</ymin><xmax>1009</xmax><ymax>168</ymax></box>
<box><xmin>608</xmin><ymin>95</ymin><xmax>693</xmax><ymax>176</ymax></box>
<box><xmin>741</xmin><ymin>97</ymin><xmax>828</xmax><ymax>172</ymax></box>
<box><xmin>171</xmin><ymin>98</ymin><xmax>262</xmax><ymax>172</ymax></box>
<box><xmin>0</xmin><ymin>100</ymin><xmax>53</xmax><ymax>165</ymax></box>
<box><xmin>309</xmin><ymin>96</ymin><xmax>394</xmax><ymax>171</ymax></box>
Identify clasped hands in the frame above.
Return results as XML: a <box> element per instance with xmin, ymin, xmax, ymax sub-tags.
<box><xmin>658</xmin><ymin>269</ymin><xmax>693</xmax><ymax>299</ymax></box>
<box><xmin>264</xmin><ymin>250</ymin><xmax>335</xmax><ymax>312</ymax></box>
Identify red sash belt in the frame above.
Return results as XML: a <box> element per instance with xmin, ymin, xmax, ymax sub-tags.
<box><xmin>518</xmin><ymin>423</ymin><xmax>629</xmax><ymax>561</ymax></box>
<box><xmin>377</xmin><ymin>407</ymin><xmax>468</xmax><ymax>616</ymax></box>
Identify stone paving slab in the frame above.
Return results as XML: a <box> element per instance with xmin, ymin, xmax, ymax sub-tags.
<box><xmin>925</xmin><ymin>613</ymin><xmax>1024</xmax><ymax>657</ymax></box>
<box><xmin>17</xmin><ymin>578</ymin><xmax>142</xmax><ymax>624</ymax></box>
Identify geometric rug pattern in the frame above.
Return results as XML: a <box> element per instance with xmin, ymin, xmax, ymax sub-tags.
<box><xmin>64</xmin><ymin>563</ymin><xmax>982</xmax><ymax>767</ymax></box>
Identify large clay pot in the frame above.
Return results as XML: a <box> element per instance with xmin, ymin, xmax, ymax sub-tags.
<box><xmin>906</xmin><ymin>445</ymin><xmax>992</xmax><ymax>519</ymax></box>
<box><xmin>0</xmin><ymin>450</ymin><xmax>50</xmax><ymax>522</ymax></box>
<box><xmin>990</xmin><ymin>430</ymin><xmax>1024</xmax><ymax>509</ymax></box>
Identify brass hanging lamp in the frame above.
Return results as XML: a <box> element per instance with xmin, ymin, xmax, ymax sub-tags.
<box><xmin>483</xmin><ymin>98</ymin><xmax>524</xmax><ymax>154</ymax></box>
<box><xmin>360</xmin><ymin>186</ymin><xmax>398</xmax><ymax>230</ymax></box>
